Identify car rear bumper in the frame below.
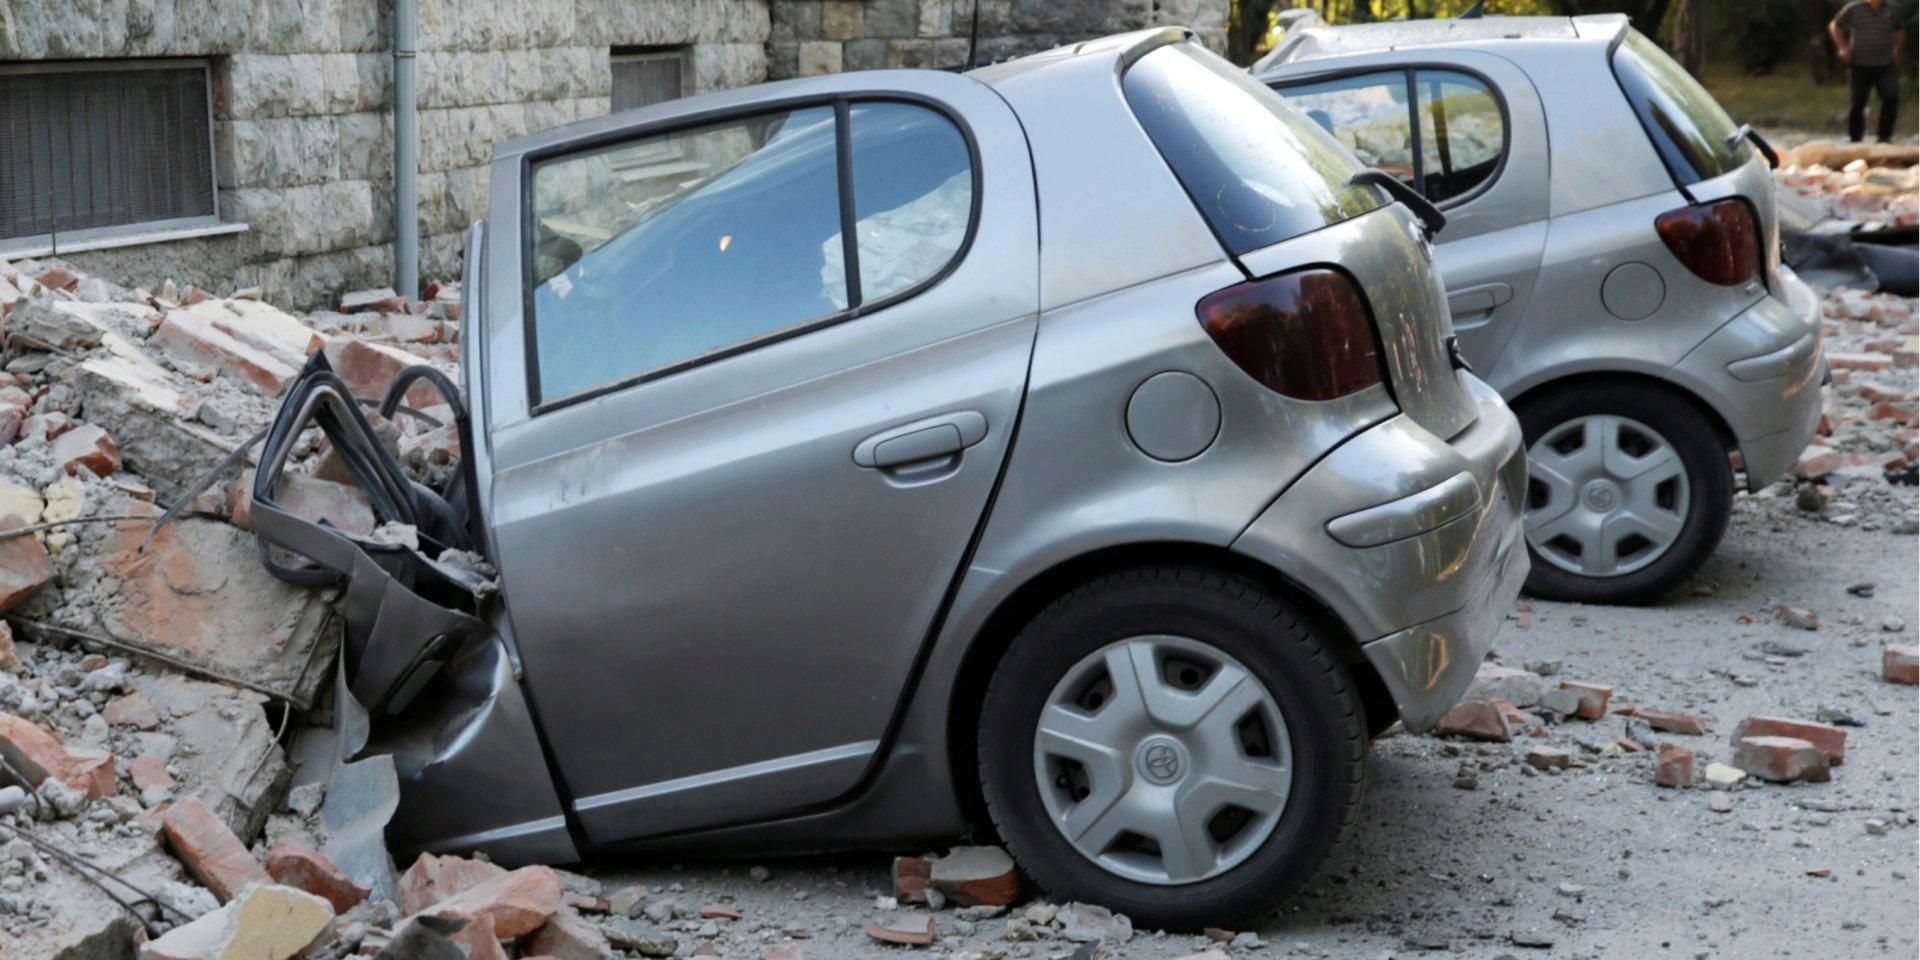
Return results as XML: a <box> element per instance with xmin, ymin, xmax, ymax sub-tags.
<box><xmin>1233</xmin><ymin>374</ymin><xmax>1529</xmax><ymax>732</ymax></box>
<box><xmin>1674</xmin><ymin>289</ymin><xmax>1826</xmax><ymax>490</ymax></box>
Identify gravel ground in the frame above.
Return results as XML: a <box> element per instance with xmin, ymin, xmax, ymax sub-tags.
<box><xmin>583</xmin><ymin>495</ymin><xmax>1920</xmax><ymax>960</ymax></box>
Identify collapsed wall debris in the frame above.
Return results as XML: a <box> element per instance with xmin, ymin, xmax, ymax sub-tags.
<box><xmin>0</xmin><ymin>255</ymin><xmax>461</xmax><ymax>960</ymax></box>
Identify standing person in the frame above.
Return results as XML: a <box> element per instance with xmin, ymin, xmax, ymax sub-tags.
<box><xmin>1830</xmin><ymin>0</ymin><xmax>1908</xmax><ymax>142</ymax></box>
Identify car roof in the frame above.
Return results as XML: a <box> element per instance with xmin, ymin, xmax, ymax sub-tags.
<box><xmin>1257</xmin><ymin>13</ymin><xmax>1627</xmax><ymax>72</ymax></box>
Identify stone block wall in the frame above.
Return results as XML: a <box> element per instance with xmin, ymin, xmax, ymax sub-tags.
<box><xmin>0</xmin><ymin>0</ymin><xmax>767</xmax><ymax>308</ymax></box>
<box><xmin>767</xmin><ymin>0</ymin><xmax>1227</xmax><ymax>78</ymax></box>
<box><xmin>1</xmin><ymin>0</ymin><xmax>1221</xmax><ymax>310</ymax></box>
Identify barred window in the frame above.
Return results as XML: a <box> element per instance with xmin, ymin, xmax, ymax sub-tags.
<box><xmin>611</xmin><ymin>49</ymin><xmax>689</xmax><ymax>113</ymax></box>
<box><xmin>0</xmin><ymin>60</ymin><xmax>219</xmax><ymax>252</ymax></box>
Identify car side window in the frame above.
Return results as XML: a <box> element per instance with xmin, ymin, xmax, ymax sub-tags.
<box><xmin>832</xmin><ymin>102</ymin><xmax>973</xmax><ymax>305</ymax></box>
<box><xmin>1277</xmin><ymin>72</ymin><xmax>1416</xmax><ymax>188</ymax></box>
<box><xmin>1415</xmin><ymin>71</ymin><xmax>1503</xmax><ymax>204</ymax></box>
<box><xmin>526</xmin><ymin>101</ymin><xmax>974</xmax><ymax>406</ymax></box>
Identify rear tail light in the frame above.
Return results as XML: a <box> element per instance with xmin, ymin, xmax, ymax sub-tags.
<box><xmin>1195</xmin><ymin>268</ymin><xmax>1386</xmax><ymax>401</ymax></box>
<box><xmin>1656</xmin><ymin>198</ymin><xmax>1760</xmax><ymax>286</ymax></box>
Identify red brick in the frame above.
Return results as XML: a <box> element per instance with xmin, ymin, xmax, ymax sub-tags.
<box><xmin>227</xmin><ymin>468</ymin><xmax>376</xmax><ymax>536</ymax></box>
<box><xmin>399</xmin><ymin>853</ymin><xmax>508</xmax><ymax>914</ymax></box>
<box><xmin>866</xmin><ymin>916</ymin><xmax>935</xmax><ymax>946</ymax></box>
<box><xmin>34</xmin><ymin>267</ymin><xmax>79</xmax><ymax>291</ymax></box>
<box><xmin>1885</xmin><ymin>645</ymin><xmax>1919</xmax><ymax>685</ymax></box>
<box><xmin>151</xmin><ymin>312</ymin><xmax>298</xmax><ymax>395</ymax></box>
<box><xmin>50</xmin><ymin>423</ymin><xmax>120</xmax><ymax>477</ymax></box>
<box><xmin>322</xmin><ymin>336</ymin><xmax>443</xmax><ymax>409</ymax></box>
<box><xmin>1557</xmin><ymin>681</ymin><xmax>1613</xmax><ymax>721</ymax></box>
<box><xmin>524</xmin><ymin>908</ymin><xmax>613</xmax><ymax>960</ymax></box>
<box><xmin>0</xmin><ymin>713</ymin><xmax>114</xmax><ymax>798</ymax></box>
<box><xmin>700</xmin><ymin>904</ymin><xmax>742</xmax><ymax>921</ymax></box>
<box><xmin>1637</xmin><ymin>707</ymin><xmax>1708</xmax><ymax>736</ymax></box>
<box><xmin>130</xmin><ymin>754</ymin><xmax>176</xmax><ymax>792</ymax></box>
<box><xmin>21</xmin><ymin>411</ymin><xmax>73</xmax><ymax>440</ymax></box>
<box><xmin>102</xmin><ymin>692</ymin><xmax>161</xmax><ymax>730</ymax></box>
<box><xmin>0</xmin><ymin>516</ymin><xmax>51</xmax><ymax>613</ymax></box>
<box><xmin>340</xmin><ymin>288</ymin><xmax>409</xmax><ymax>315</ymax></box>
<box><xmin>1792</xmin><ymin>444</ymin><xmax>1845</xmax><ymax>479</ymax></box>
<box><xmin>163</xmin><ymin>799</ymin><xmax>272</xmax><ymax>902</ymax></box>
<box><xmin>448</xmin><ymin>912</ymin><xmax>512</xmax><ymax>960</ymax></box>
<box><xmin>1827</xmin><ymin>351</ymin><xmax>1893</xmax><ymax>371</ymax></box>
<box><xmin>1490</xmin><ymin>698</ymin><xmax>1535</xmax><ymax>729</ymax></box>
<box><xmin>1436</xmin><ymin>700</ymin><xmax>1512</xmax><ymax>742</ymax></box>
<box><xmin>266</xmin><ymin>843</ymin><xmax>371</xmax><ymax>914</ymax></box>
<box><xmin>1730</xmin><ymin>716</ymin><xmax>1847</xmax><ymax>766</ymax></box>
<box><xmin>1731</xmin><ymin>736</ymin><xmax>1831</xmax><ymax>784</ymax></box>
<box><xmin>1654</xmin><ymin>743</ymin><xmax>1696</xmax><ymax>788</ymax></box>
<box><xmin>418</xmin><ymin>865</ymin><xmax>562</xmax><ymax>938</ymax></box>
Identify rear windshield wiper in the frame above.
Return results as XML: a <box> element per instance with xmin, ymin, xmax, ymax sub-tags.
<box><xmin>1724</xmin><ymin>124</ymin><xmax>1780</xmax><ymax>169</ymax></box>
<box><xmin>1350</xmin><ymin>169</ymin><xmax>1447</xmax><ymax>241</ymax></box>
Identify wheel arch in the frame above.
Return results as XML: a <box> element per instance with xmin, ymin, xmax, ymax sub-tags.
<box><xmin>1507</xmin><ymin>370</ymin><xmax>1738</xmax><ymax>453</ymax></box>
<box><xmin>941</xmin><ymin>540</ymin><xmax>1396</xmax><ymax>834</ymax></box>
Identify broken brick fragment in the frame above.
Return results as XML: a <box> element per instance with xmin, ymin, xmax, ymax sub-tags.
<box><xmin>1884</xmin><ymin>645</ymin><xmax>1919</xmax><ymax>685</ymax></box>
<box><xmin>866</xmin><ymin>915</ymin><xmax>936</xmax><ymax>946</ymax></box>
<box><xmin>892</xmin><ymin>846</ymin><xmax>1019</xmax><ymax>907</ymax></box>
<box><xmin>1731</xmin><ymin>736</ymin><xmax>1832</xmax><ymax>784</ymax></box>
<box><xmin>0</xmin><ymin>713</ymin><xmax>115</xmax><ymax>797</ymax></box>
<box><xmin>1635</xmin><ymin>707</ymin><xmax>1707</xmax><ymax>736</ymax></box>
<box><xmin>0</xmin><ymin>516</ymin><xmax>53</xmax><ymax>613</ymax></box>
<box><xmin>130</xmin><ymin>753</ymin><xmax>176</xmax><ymax>792</ymax></box>
<box><xmin>1557</xmin><ymin>681</ymin><xmax>1613</xmax><ymax>721</ymax></box>
<box><xmin>1730</xmin><ymin>716</ymin><xmax>1846</xmax><ymax>766</ymax></box>
<box><xmin>266</xmin><ymin>843</ymin><xmax>371</xmax><ymax>914</ymax></box>
<box><xmin>50</xmin><ymin>423</ymin><xmax>120</xmax><ymax>477</ymax></box>
<box><xmin>102</xmin><ymin>692</ymin><xmax>162</xmax><ymax>730</ymax></box>
<box><xmin>1435</xmin><ymin>700</ymin><xmax>1512</xmax><ymax>742</ymax></box>
<box><xmin>1654</xmin><ymin>743</ymin><xmax>1696</xmax><ymax>788</ymax></box>
<box><xmin>163</xmin><ymin>799</ymin><xmax>272</xmax><ymax>902</ymax></box>
<box><xmin>418</xmin><ymin>865</ymin><xmax>562</xmax><ymax>938</ymax></box>
<box><xmin>228</xmin><ymin>468</ymin><xmax>376</xmax><ymax>536</ymax></box>
<box><xmin>400</xmin><ymin>852</ymin><xmax>509</xmax><ymax>914</ymax></box>
<box><xmin>525</xmin><ymin>908</ymin><xmax>615</xmax><ymax>960</ymax></box>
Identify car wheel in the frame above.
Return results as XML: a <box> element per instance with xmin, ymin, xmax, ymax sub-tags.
<box><xmin>976</xmin><ymin>566</ymin><xmax>1367</xmax><ymax>930</ymax></box>
<box><xmin>1517</xmin><ymin>382</ymin><xmax>1732</xmax><ymax>605</ymax></box>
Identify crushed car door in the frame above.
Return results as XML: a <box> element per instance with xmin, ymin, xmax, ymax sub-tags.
<box><xmin>477</xmin><ymin>72</ymin><xmax>1039</xmax><ymax>844</ymax></box>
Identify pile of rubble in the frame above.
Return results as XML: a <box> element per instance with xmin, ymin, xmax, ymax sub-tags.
<box><xmin>1777</xmin><ymin>140</ymin><xmax>1920</xmax><ymax>229</ymax></box>
<box><xmin>0</xmin><ymin>256</ymin><xmax>466</xmax><ymax>960</ymax></box>
<box><xmin>1767</xmin><ymin>146</ymin><xmax>1919</xmax><ymax>529</ymax></box>
<box><xmin>1429</xmin><ymin>638</ymin><xmax>1918</xmax><ymax>812</ymax></box>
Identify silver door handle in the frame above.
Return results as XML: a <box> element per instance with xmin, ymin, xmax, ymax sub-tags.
<box><xmin>1446</xmin><ymin>282</ymin><xmax>1513</xmax><ymax>326</ymax></box>
<box><xmin>854</xmin><ymin>411</ymin><xmax>988</xmax><ymax>469</ymax></box>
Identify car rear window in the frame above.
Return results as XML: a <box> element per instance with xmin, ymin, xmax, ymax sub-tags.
<box><xmin>1123</xmin><ymin>43</ymin><xmax>1384</xmax><ymax>256</ymax></box>
<box><xmin>1611</xmin><ymin>30</ymin><xmax>1752</xmax><ymax>186</ymax></box>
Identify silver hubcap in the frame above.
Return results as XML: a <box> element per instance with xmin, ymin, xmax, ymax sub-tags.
<box><xmin>1033</xmin><ymin>636</ymin><xmax>1292</xmax><ymax>885</ymax></box>
<box><xmin>1525</xmin><ymin>414</ymin><xmax>1690</xmax><ymax>578</ymax></box>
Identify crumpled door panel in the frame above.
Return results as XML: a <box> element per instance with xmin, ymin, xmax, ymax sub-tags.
<box><xmin>253</xmin><ymin>352</ymin><xmax>578</xmax><ymax>865</ymax></box>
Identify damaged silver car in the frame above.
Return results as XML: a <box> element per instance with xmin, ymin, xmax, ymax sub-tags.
<box><xmin>252</xmin><ymin>29</ymin><xmax>1528</xmax><ymax>927</ymax></box>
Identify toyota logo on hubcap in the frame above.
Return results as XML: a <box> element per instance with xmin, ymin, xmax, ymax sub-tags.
<box><xmin>1138</xmin><ymin>739</ymin><xmax>1184</xmax><ymax>784</ymax></box>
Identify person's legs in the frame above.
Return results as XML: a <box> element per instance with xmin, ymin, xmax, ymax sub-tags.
<box><xmin>1849</xmin><ymin>66</ymin><xmax>1875</xmax><ymax>142</ymax></box>
<box><xmin>1873</xmin><ymin>65</ymin><xmax>1901</xmax><ymax>142</ymax></box>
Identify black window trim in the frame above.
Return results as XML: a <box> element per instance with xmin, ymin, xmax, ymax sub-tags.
<box><xmin>518</xmin><ymin>90</ymin><xmax>984</xmax><ymax>416</ymax></box>
<box><xmin>1603</xmin><ymin>29</ymin><xmax>1752</xmax><ymax>194</ymax></box>
<box><xmin>0</xmin><ymin>57</ymin><xmax>225</xmax><ymax>254</ymax></box>
<box><xmin>1268</xmin><ymin>62</ymin><xmax>1514</xmax><ymax>212</ymax></box>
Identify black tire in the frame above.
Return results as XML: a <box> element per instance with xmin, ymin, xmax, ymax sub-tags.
<box><xmin>1516</xmin><ymin>381</ymin><xmax>1733</xmax><ymax>605</ymax></box>
<box><xmin>976</xmin><ymin>566</ymin><xmax>1368</xmax><ymax>931</ymax></box>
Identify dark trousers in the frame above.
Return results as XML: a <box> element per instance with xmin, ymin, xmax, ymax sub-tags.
<box><xmin>1849</xmin><ymin>64</ymin><xmax>1901</xmax><ymax>143</ymax></box>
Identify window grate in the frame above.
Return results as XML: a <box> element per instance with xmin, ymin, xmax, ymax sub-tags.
<box><xmin>611</xmin><ymin>50</ymin><xmax>688</xmax><ymax>113</ymax></box>
<box><xmin>0</xmin><ymin>63</ymin><xmax>215</xmax><ymax>244</ymax></box>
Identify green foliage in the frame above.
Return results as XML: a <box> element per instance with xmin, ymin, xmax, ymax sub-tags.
<box><xmin>1704</xmin><ymin>0</ymin><xmax>1815</xmax><ymax>73</ymax></box>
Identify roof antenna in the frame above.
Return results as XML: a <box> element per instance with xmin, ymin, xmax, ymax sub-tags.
<box><xmin>963</xmin><ymin>0</ymin><xmax>983</xmax><ymax>69</ymax></box>
<box><xmin>1459</xmin><ymin>0</ymin><xmax>1485</xmax><ymax>17</ymax></box>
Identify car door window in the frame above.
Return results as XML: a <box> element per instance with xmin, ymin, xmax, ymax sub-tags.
<box><xmin>529</xmin><ymin>106</ymin><xmax>845</xmax><ymax>401</ymax></box>
<box><xmin>832</xmin><ymin>102</ymin><xmax>974</xmax><ymax>304</ymax></box>
<box><xmin>527</xmin><ymin>102</ymin><xmax>976</xmax><ymax>405</ymax></box>
<box><xmin>1415</xmin><ymin>71</ymin><xmax>1503</xmax><ymax>204</ymax></box>
<box><xmin>1277</xmin><ymin>72</ymin><xmax>1416</xmax><ymax>188</ymax></box>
